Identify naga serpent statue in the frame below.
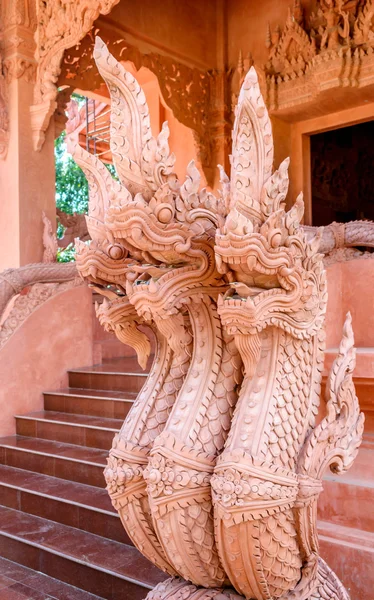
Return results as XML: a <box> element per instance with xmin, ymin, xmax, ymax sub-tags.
<box><xmin>70</xmin><ymin>38</ymin><xmax>364</xmax><ymax>600</ymax></box>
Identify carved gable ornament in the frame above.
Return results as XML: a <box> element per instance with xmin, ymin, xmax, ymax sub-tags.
<box><xmin>71</xmin><ymin>38</ymin><xmax>364</xmax><ymax>600</ymax></box>
<box><xmin>264</xmin><ymin>0</ymin><xmax>374</xmax><ymax>113</ymax></box>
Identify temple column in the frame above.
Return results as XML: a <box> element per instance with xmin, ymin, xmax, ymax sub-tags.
<box><xmin>0</xmin><ymin>0</ymin><xmax>56</xmax><ymax>269</ymax></box>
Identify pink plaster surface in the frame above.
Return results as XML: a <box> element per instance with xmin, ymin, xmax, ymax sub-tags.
<box><xmin>0</xmin><ymin>286</ymin><xmax>94</xmax><ymax>437</ymax></box>
<box><xmin>325</xmin><ymin>260</ymin><xmax>374</xmax><ymax>352</ymax></box>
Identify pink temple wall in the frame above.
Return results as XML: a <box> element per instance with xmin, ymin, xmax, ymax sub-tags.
<box><xmin>325</xmin><ymin>260</ymin><xmax>374</xmax><ymax>377</ymax></box>
<box><xmin>0</xmin><ymin>286</ymin><xmax>94</xmax><ymax>437</ymax></box>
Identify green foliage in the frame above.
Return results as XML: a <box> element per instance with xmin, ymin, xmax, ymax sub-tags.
<box><xmin>55</xmin><ymin>131</ymin><xmax>89</xmax><ymax>215</ymax></box>
<box><xmin>54</xmin><ymin>91</ymin><xmax>119</xmax><ymax>263</ymax></box>
<box><xmin>56</xmin><ymin>220</ymin><xmax>65</xmax><ymax>240</ymax></box>
<box><xmin>106</xmin><ymin>162</ymin><xmax>119</xmax><ymax>181</ymax></box>
<box><xmin>57</xmin><ymin>244</ymin><xmax>76</xmax><ymax>263</ymax></box>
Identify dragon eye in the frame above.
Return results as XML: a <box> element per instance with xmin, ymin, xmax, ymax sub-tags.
<box><xmin>108</xmin><ymin>244</ymin><xmax>125</xmax><ymax>260</ymax></box>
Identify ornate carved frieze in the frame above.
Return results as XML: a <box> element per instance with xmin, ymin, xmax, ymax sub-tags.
<box><xmin>262</xmin><ymin>0</ymin><xmax>374</xmax><ymax>113</ymax></box>
<box><xmin>60</xmin><ymin>29</ymin><xmax>232</xmax><ymax>186</ymax></box>
<box><xmin>72</xmin><ymin>38</ymin><xmax>364</xmax><ymax>600</ymax></box>
<box><xmin>30</xmin><ymin>0</ymin><xmax>120</xmax><ymax>151</ymax></box>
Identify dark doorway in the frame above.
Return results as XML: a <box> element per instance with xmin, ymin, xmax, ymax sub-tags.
<box><xmin>310</xmin><ymin>121</ymin><xmax>374</xmax><ymax>226</ymax></box>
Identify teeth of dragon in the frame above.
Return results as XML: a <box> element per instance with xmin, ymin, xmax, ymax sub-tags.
<box><xmin>89</xmin><ymin>266</ymin><xmax>97</xmax><ymax>278</ymax></box>
<box><xmin>132</xmin><ymin>227</ymin><xmax>142</xmax><ymax>241</ymax></box>
<box><xmin>247</xmin><ymin>256</ymin><xmax>257</xmax><ymax>270</ymax></box>
<box><xmin>148</xmin><ymin>279</ymin><xmax>159</xmax><ymax>294</ymax></box>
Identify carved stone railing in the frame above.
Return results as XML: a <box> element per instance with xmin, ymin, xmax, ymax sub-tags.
<box><xmin>304</xmin><ymin>220</ymin><xmax>374</xmax><ymax>265</ymax></box>
<box><xmin>0</xmin><ymin>262</ymin><xmax>81</xmax><ymax>348</ymax></box>
<box><xmin>71</xmin><ymin>38</ymin><xmax>364</xmax><ymax>600</ymax></box>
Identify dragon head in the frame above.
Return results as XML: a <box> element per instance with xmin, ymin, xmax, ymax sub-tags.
<box><xmin>215</xmin><ymin>68</ymin><xmax>327</xmax><ymax>340</ymax></box>
<box><xmin>69</xmin><ymin>38</ymin><xmax>227</xmax><ymax>321</ymax></box>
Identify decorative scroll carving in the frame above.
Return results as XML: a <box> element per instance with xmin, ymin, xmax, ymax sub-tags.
<box><xmin>262</xmin><ymin>0</ymin><xmax>374</xmax><ymax>112</ymax></box>
<box><xmin>30</xmin><ymin>0</ymin><xmax>120</xmax><ymax>151</ymax></box>
<box><xmin>60</xmin><ymin>29</ymin><xmax>232</xmax><ymax>186</ymax></box>
<box><xmin>73</xmin><ymin>40</ymin><xmax>363</xmax><ymax>600</ymax></box>
<box><xmin>42</xmin><ymin>211</ymin><xmax>58</xmax><ymax>263</ymax></box>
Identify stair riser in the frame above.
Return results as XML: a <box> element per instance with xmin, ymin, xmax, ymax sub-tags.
<box><xmin>44</xmin><ymin>394</ymin><xmax>133</xmax><ymax>419</ymax></box>
<box><xmin>0</xmin><ymin>535</ymin><xmax>149</xmax><ymax>600</ymax></box>
<box><xmin>16</xmin><ymin>419</ymin><xmax>118</xmax><ymax>451</ymax></box>
<box><xmin>0</xmin><ymin>448</ymin><xmax>106</xmax><ymax>488</ymax></box>
<box><xmin>318</xmin><ymin>478</ymin><xmax>374</xmax><ymax>533</ymax></box>
<box><xmin>0</xmin><ymin>485</ymin><xmax>130</xmax><ymax>545</ymax></box>
<box><xmin>68</xmin><ymin>372</ymin><xmax>146</xmax><ymax>393</ymax></box>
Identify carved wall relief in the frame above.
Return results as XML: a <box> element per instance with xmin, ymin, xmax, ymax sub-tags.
<box><xmin>60</xmin><ymin>28</ymin><xmax>232</xmax><ymax>187</ymax></box>
<box><xmin>30</xmin><ymin>0</ymin><xmax>120</xmax><ymax>151</ymax></box>
<box><xmin>262</xmin><ymin>0</ymin><xmax>374</xmax><ymax>113</ymax></box>
<box><xmin>72</xmin><ymin>38</ymin><xmax>364</xmax><ymax>600</ymax></box>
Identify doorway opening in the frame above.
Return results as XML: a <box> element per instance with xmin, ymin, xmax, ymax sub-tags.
<box><xmin>310</xmin><ymin>121</ymin><xmax>374</xmax><ymax>226</ymax></box>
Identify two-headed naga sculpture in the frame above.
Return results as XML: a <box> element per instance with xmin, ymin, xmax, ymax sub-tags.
<box><xmin>70</xmin><ymin>38</ymin><xmax>364</xmax><ymax>600</ymax></box>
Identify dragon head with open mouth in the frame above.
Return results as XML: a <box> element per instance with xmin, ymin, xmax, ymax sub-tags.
<box><xmin>215</xmin><ymin>68</ymin><xmax>327</xmax><ymax>342</ymax></box>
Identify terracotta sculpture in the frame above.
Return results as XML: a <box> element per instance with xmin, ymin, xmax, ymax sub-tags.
<box><xmin>72</xmin><ymin>38</ymin><xmax>364</xmax><ymax>600</ymax></box>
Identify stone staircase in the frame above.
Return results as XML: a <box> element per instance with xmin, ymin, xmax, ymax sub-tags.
<box><xmin>0</xmin><ymin>357</ymin><xmax>166</xmax><ymax>600</ymax></box>
<box><xmin>0</xmin><ymin>356</ymin><xmax>373</xmax><ymax>599</ymax></box>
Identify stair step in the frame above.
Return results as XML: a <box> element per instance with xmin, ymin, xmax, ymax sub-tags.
<box><xmin>0</xmin><ymin>506</ymin><xmax>166</xmax><ymax>599</ymax></box>
<box><xmin>361</xmin><ymin>432</ymin><xmax>374</xmax><ymax>450</ymax></box>
<box><xmin>0</xmin><ymin>465</ymin><xmax>130</xmax><ymax>545</ymax></box>
<box><xmin>318</xmin><ymin>520</ymin><xmax>374</xmax><ymax>600</ymax></box>
<box><xmin>76</xmin><ymin>358</ymin><xmax>151</xmax><ymax>374</ymax></box>
<box><xmin>68</xmin><ymin>368</ymin><xmax>148</xmax><ymax>393</ymax></box>
<box><xmin>0</xmin><ymin>556</ymin><xmax>104</xmax><ymax>599</ymax></box>
<box><xmin>15</xmin><ymin>411</ymin><xmax>122</xmax><ymax>450</ymax></box>
<box><xmin>320</xmin><ymin>472</ymin><xmax>374</xmax><ymax>533</ymax></box>
<box><xmin>44</xmin><ymin>389</ymin><xmax>136</xmax><ymax>419</ymax></box>
<box><xmin>0</xmin><ymin>437</ymin><xmax>107</xmax><ymax>488</ymax></box>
